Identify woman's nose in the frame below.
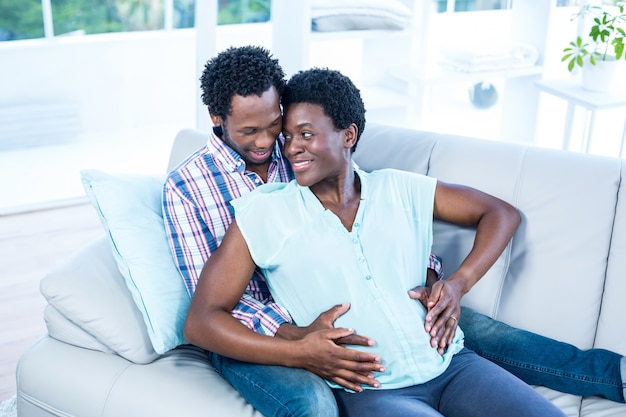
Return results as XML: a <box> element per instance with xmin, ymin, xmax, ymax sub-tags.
<box><xmin>284</xmin><ymin>137</ymin><xmax>302</xmax><ymax>157</ymax></box>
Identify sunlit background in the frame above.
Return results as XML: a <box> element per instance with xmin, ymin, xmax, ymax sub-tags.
<box><xmin>1</xmin><ymin>0</ymin><xmax>625</xmax><ymax>214</ymax></box>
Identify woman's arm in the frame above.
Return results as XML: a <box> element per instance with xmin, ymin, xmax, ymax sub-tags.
<box><xmin>184</xmin><ymin>220</ymin><xmax>385</xmax><ymax>392</ymax></box>
<box><xmin>424</xmin><ymin>181</ymin><xmax>521</xmax><ymax>352</ymax></box>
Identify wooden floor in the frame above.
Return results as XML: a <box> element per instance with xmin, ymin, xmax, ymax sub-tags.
<box><xmin>0</xmin><ymin>202</ymin><xmax>105</xmax><ymax>402</ymax></box>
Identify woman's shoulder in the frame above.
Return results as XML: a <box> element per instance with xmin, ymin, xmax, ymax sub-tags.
<box><xmin>235</xmin><ymin>180</ymin><xmax>298</xmax><ymax>210</ymax></box>
<box><xmin>250</xmin><ymin>180</ymin><xmax>297</xmax><ymax>196</ymax></box>
<box><xmin>363</xmin><ymin>168</ymin><xmax>435</xmax><ymax>185</ymax></box>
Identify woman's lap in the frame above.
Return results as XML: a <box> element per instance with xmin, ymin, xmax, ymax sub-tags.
<box><xmin>333</xmin><ymin>387</ymin><xmax>443</xmax><ymax>417</ymax></box>
<box><xmin>333</xmin><ymin>348</ymin><xmax>566</xmax><ymax>417</ymax></box>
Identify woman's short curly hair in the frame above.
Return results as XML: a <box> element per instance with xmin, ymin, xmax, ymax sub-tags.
<box><xmin>281</xmin><ymin>68</ymin><xmax>366</xmax><ymax>152</ymax></box>
<box><xmin>200</xmin><ymin>45</ymin><xmax>285</xmax><ymax>119</ymax></box>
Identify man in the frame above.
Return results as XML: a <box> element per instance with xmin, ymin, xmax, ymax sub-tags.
<box><xmin>162</xmin><ymin>45</ymin><xmax>625</xmax><ymax>416</ymax></box>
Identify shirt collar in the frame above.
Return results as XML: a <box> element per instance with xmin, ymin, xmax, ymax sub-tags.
<box><xmin>297</xmin><ymin>167</ymin><xmax>368</xmax><ymax>205</ymax></box>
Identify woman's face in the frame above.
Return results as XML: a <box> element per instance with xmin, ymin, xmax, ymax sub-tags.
<box><xmin>282</xmin><ymin>102</ymin><xmax>351</xmax><ymax>187</ymax></box>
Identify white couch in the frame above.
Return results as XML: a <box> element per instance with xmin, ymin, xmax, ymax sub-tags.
<box><xmin>16</xmin><ymin>124</ymin><xmax>626</xmax><ymax>417</ymax></box>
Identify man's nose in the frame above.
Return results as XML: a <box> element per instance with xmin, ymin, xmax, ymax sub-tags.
<box><xmin>257</xmin><ymin>129</ymin><xmax>276</xmax><ymax>148</ymax></box>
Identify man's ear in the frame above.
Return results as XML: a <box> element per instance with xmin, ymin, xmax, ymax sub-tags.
<box><xmin>210</xmin><ymin>113</ymin><xmax>222</xmax><ymax>128</ymax></box>
<box><xmin>344</xmin><ymin>123</ymin><xmax>358</xmax><ymax>149</ymax></box>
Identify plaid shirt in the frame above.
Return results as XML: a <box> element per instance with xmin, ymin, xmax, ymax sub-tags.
<box><xmin>163</xmin><ymin>130</ymin><xmax>443</xmax><ymax>336</ymax></box>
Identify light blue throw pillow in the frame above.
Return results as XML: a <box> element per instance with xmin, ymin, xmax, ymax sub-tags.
<box><xmin>81</xmin><ymin>169</ymin><xmax>190</xmax><ymax>354</ymax></box>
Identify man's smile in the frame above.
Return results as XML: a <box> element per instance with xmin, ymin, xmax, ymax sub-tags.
<box><xmin>248</xmin><ymin>149</ymin><xmax>271</xmax><ymax>162</ymax></box>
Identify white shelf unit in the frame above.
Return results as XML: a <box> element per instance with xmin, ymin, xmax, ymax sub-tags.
<box><xmin>390</xmin><ymin>65</ymin><xmax>545</xmax><ymax>86</ymax></box>
<box><xmin>270</xmin><ymin>0</ymin><xmax>432</xmax><ymax>127</ymax></box>
<box><xmin>269</xmin><ymin>0</ymin><xmax>559</xmax><ymax>142</ymax></box>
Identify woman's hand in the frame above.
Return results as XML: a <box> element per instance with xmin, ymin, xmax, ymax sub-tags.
<box><xmin>408</xmin><ymin>278</ymin><xmax>462</xmax><ymax>355</ymax></box>
<box><xmin>426</xmin><ymin>278</ymin><xmax>463</xmax><ymax>354</ymax></box>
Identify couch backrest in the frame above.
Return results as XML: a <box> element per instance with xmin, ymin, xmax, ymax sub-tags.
<box><xmin>166</xmin><ymin>124</ymin><xmax>626</xmax><ymax>361</ymax></box>
<box><xmin>596</xmin><ymin>169</ymin><xmax>626</xmax><ymax>356</ymax></box>
<box><xmin>167</xmin><ymin>128</ymin><xmax>209</xmax><ymax>171</ymax></box>
<box><xmin>354</xmin><ymin>123</ymin><xmax>625</xmax><ymax>359</ymax></box>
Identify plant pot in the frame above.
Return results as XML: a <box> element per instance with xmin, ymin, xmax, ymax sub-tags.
<box><xmin>582</xmin><ymin>57</ymin><xmax>620</xmax><ymax>93</ymax></box>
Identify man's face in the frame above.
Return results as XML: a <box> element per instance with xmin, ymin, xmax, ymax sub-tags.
<box><xmin>218</xmin><ymin>86</ymin><xmax>282</xmax><ymax>168</ymax></box>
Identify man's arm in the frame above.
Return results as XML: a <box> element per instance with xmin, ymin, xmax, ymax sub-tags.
<box><xmin>185</xmin><ymin>220</ymin><xmax>385</xmax><ymax>392</ymax></box>
<box><xmin>428</xmin><ymin>253</ymin><xmax>443</xmax><ymax>280</ymax></box>
<box><xmin>162</xmin><ymin>178</ymin><xmax>293</xmax><ymax>335</ymax></box>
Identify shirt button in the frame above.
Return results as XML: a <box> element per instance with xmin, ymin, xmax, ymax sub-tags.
<box><xmin>365</xmin><ymin>275</ymin><xmax>372</xmax><ymax>280</ymax></box>
<box><xmin>354</xmin><ymin>222</ymin><xmax>360</xmax><ymax>228</ymax></box>
<box><xmin>359</xmin><ymin>257</ymin><xmax>365</xmax><ymax>262</ymax></box>
<box><xmin>352</xmin><ymin>238</ymin><xmax>358</xmax><ymax>244</ymax></box>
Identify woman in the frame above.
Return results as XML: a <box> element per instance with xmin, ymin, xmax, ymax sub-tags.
<box><xmin>185</xmin><ymin>68</ymin><xmax>566</xmax><ymax>417</ymax></box>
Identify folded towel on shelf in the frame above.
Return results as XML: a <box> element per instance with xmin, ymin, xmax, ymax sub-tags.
<box><xmin>311</xmin><ymin>0</ymin><xmax>413</xmax><ymax>32</ymax></box>
<box><xmin>440</xmin><ymin>43</ymin><xmax>540</xmax><ymax>72</ymax></box>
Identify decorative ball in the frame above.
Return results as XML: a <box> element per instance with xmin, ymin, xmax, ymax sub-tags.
<box><xmin>468</xmin><ymin>82</ymin><xmax>498</xmax><ymax>109</ymax></box>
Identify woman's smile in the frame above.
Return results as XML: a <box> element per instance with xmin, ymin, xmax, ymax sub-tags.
<box><xmin>290</xmin><ymin>158</ymin><xmax>313</xmax><ymax>172</ymax></box>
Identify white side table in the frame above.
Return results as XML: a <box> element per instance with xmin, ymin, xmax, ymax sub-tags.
<box><xmin>535</xmin><ymin>78</ymin><xmax>626</xmax><ymax>158</ymax></box>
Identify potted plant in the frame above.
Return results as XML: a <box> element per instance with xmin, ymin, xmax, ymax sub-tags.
<box><xmin>561</xmin><ymin>1</ymin><xmax>626</xmax><ymax>92</ymax></box>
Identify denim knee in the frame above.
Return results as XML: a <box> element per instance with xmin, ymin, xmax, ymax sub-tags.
<box><xmin>210</xmin><ymin>352</ymin><xmax>338</xmax><ymax>417</ymax></box>
<box><xmin>282</xmin><ymin>375</ymin><xmax>338</xmax><ymax>417</ymax></box>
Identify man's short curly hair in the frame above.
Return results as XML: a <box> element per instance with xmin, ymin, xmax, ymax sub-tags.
<box><xmin>281</xmin><ymin>68</ymin><xmax>366</xmax><ymax>151</ymax></box>
<box><xmin>200</xmin><ymin>45</ymin><xmax>285</xmax><ymax>119</ymax></box>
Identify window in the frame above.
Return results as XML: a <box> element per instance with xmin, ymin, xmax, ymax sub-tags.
<box><xmin>0</xmin><ymin>0</ymin><xmax>270</xmax><ymax>41</ymax></box>
<box><xmin>0</xmin><ymin>0</ymin><xmax>44</xmax><ymax>41</ymax></box>
<box><xmin>557</xmin><ymin>1</ymin><xmax>619</xmax><ymax>6</ymax></box>
<box><xmin>435</xmin><ymin>0</ymin><xmax>512</xmax><ymax>13</ymax></box>
<box><xmin>435</xmin><ymin>0</ymin><xmax>620</xmax><ymax>12</ymax></box>
<box><xmin>50</xmin><ymin>0</ymin><xmax>162</xmax><ymax>36</ymax></box>
<box><xmin>218</xmin><ymin>0</ymin><xmax>270</xmax><ymax>25</ymax></box>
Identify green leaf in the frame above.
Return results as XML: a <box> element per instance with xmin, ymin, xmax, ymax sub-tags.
<box><xmin>615</xmin><ymin>43</ymin><xmax>624</xmax><ymax>60</ymax></box>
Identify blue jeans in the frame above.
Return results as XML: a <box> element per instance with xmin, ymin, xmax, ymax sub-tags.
<box><xmin>460</xmin><ymin>306</ymin><xmax>625</xmax><ymax>403</ymax></box>
<box><xmin>209</xmin><ymin>352</ymin><xmax>338</xmax><ymax>417</ymax></box>
<box><xmin>332</xmin><ymin>348</ymin><xmax>566</xmax><ymax>417</ymax></box>
<box><xmin>210</xmin><ymin>307</ymin><xmax>624</xmax><ymax>416</ymax></box>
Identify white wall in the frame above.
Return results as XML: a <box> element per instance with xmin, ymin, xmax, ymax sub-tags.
<box><xmin>0</xmin><ymin>24</ymin><xmax>272</xmax><ymax>212</ymax></box>
<box><xmin>0</xmin><ymin>30</ymin><xmax>195</xmax><ymax>140</ymax></box>
<box><xmin>0</xmin><ymin>24</ymin><xmax>274</xmax><ymax>149</ymax></box>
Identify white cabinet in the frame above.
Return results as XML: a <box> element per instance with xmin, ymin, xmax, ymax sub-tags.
<box><xmin>270</xmin><ymin>0</ymin><xmax>558</xmax><ymax>142</ymax></box>
<box><xmin>270</xmin><ymin>0</ymin><xmax>430</xmax><ymax>127</ymax></box>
